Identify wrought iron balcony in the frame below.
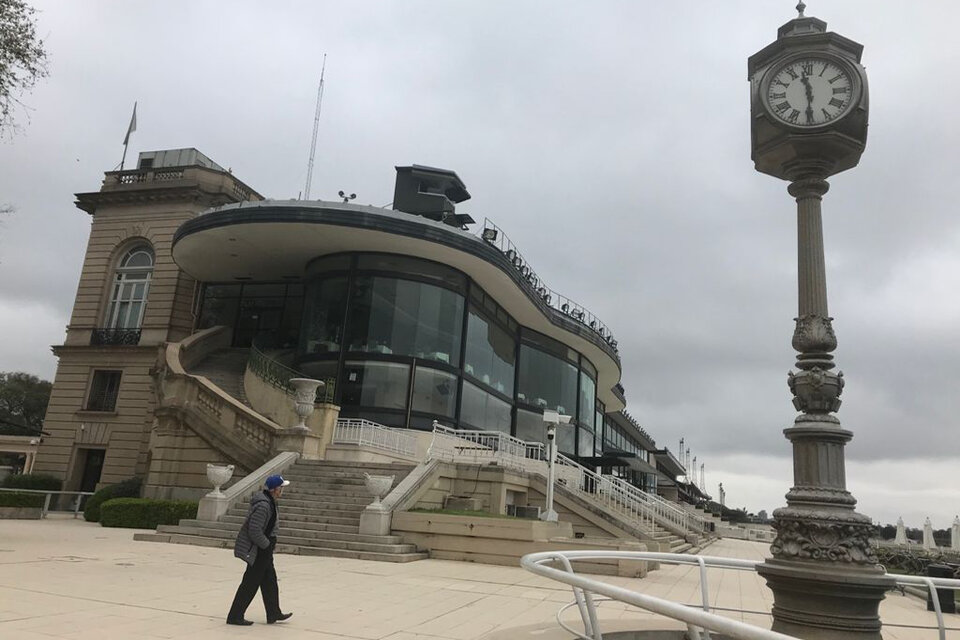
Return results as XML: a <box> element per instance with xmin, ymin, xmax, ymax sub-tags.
<box><xmin>90</xmin><ymin>328</ymin><xmax>142</xmax><ymax>346</ymax></box>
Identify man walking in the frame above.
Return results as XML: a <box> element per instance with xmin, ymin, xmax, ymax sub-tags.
<box><xmin>226</xmin><ymin>474</ymin><xmax>293</xmax><ymax>625</ymax></box>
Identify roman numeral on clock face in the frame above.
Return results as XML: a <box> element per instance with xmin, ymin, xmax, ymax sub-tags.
<box><xmin>829</xmin><ymin>97</ymin><xmax>845</xmax><ymax>108</ymax></box>
<box><xmin>832</xmin><ymin>86</ymin><xmax>849</xmax><ymax>94</ymax></box>
<box><xmin>784</xmin><ymin>67</ymin><xmax>799</xmax><ymax>80</ymax></box>
<box><xmin>775</xmin><ymin>101</ymin><xmax>791</xmax><ymax>113</ymax></box>
<box><xmin>787</xmin><ymin>109</ymin><xmax>800</xmax><ymax>123</ymax></box>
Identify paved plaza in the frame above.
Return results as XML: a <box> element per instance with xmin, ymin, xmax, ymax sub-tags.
<box><xmin>0</xmin><ymin>516</ymin><xmax>955</xmax><ymax>640</ymax></box>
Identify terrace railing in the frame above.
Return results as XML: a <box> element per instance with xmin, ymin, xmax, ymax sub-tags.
<box><xmin>426</xmin><ymin>425</ymin><xmax>704</xmax><ymax>539</ymax></box>
<box><xmin>248</xmin><ymin>338</ymin><xmax>336</xmax><ymax>404</ymax></box>
<box><xmin>332</xmin><ymin>418</ymin><xmax>419</xmax><ymax>458</ymax></box>
<box><xmin>476</xmin><ymin>218</ymin><xmax>619</xmax><ymax>356</ymax></box>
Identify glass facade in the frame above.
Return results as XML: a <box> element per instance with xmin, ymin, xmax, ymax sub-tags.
<box><xmin>199</xmin><ymin>252</ymin><xmax>604</xmax><ymax>453</ymax></box>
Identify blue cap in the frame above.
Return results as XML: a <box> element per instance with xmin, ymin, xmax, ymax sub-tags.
<box><xmin>265</xmin><ymin>475</ymin><xmax>290</xmax><ymax>490</ymax></box>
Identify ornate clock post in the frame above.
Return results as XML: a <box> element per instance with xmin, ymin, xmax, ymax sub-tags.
<box><xmin>748</xmin><ymin>4</ymin><xmax>894</xmax><ymax>638</ymax></box>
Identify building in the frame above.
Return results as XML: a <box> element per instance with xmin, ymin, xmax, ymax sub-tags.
<box><xmin>33</xmin><ymin>149</ymin><xmax>690</xmax><ymax>502</ymax></box>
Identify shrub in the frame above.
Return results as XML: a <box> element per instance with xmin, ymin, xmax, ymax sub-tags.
<box><xmin>1</xmin><ymin>473</ymin><xmax>62</xmax><ymax>491</ymax></box>
<box><xmin>99</xmin><ymin>498</ymin><xmax>198</xmax><ymax>529</ymax></box>
<box><xmin>83</xmin><ymin>477</ymin><xmax>142</xmax><ymax>522</ymax></box>
<box><xmin>0</xmin><ymin>492</ymin><xmax>44</xmax><ymax>508</ymax></box>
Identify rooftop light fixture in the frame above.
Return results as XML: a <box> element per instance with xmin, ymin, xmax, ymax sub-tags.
<box><xmin>482</xmin><ymin>228</ymin><xmax>498</xmax><ymax>242</ymax></box>
<box><xmin>338</xmin><ymin>190</ymin><xmax>357</xmax><ymax>203</ymax></box>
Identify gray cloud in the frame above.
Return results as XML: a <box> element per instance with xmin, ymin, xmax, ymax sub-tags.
<box><xmin>1</xmin><ymin>0</ymin><xmax>957</xmax><ymax>521</ymax></box>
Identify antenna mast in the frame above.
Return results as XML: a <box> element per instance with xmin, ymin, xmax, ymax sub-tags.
<box><xmin>304</xmin><ymin>54</ymin><xmax>327</xmax><ymax>200</ymax></box>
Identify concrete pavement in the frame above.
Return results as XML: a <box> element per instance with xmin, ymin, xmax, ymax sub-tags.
<box><xmin>0</xmin><ymin>516</ymin><xmax>955</xmax><ymax>639</ymax></box>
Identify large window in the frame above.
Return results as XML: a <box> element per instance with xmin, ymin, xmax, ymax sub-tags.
<box><xmin>299</xmin><ymin>277</ymin><xmax>348</xmax><ymax>354</ymax></box>
<box><xmin>460</xmin><ymin>381</ymin><xmax>511</xmax><ymax>433</ymax></box>
<box><xmin>199</xmin><ymin>282</ymin><xmax>303</xmax><ymax>348</ymax></box>
<box><xmin>346</xmin><ymin>276</ymin><xmax>463</xmax><ymax>366</ymax></box>
<box><xmin>516</xmin><ymin>408</ymin><xmax>545</xmax><ymax>445</ymax></box>
<box><xmin>517</xmin><ymin>344</ymin><xmax>578</xmax><ymax>415</ymax></box>
<box><xmin>411</xmin><ymin>366</ymin><xmax>457</xmax><ymax>418</ymax></box>
<box><xmin>578</xmin><ymin>370</ymin><xmax>596</xmax><ymax>429</ymax></box>
<box><xmin>341</xmin><ymin>361</ymin><xmax>409</xmax><ymax>410</ymax></box>
<box><xmin>106</xmin><ymin>246</ymin><xmax>153</xmax><ymax>329</ymax></box>
<box><xmin>463</xmin><ymin>306</ymin><xmax>515</xmax><ymax>395</ymax></box>
<box><xmin>86</xmin><ymin>370</ymin><xmax>122</xmax><ymax>412</ymax></box>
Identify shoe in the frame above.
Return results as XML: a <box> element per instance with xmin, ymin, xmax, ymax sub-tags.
<box><xmin>267</xmin><ymin>612</ymin><xmax>293</xmax><ymax>624</ymax></box>
<box><xmin>226</xmin><ymin>618</ymin><xmax>254</xmax><ymax>626</ymax></box>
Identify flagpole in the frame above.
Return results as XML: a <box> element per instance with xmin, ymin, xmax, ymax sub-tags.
<box><xmin>121</xmin><ymin>101</ymin><xmax>138</xmax><ymax>171</ymax></box>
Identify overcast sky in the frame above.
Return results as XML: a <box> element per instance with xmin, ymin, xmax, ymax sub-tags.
<box><xmin>0</xmin><ymin>1</ymin><xmax>957</xmax><ymax>527</ymax></box>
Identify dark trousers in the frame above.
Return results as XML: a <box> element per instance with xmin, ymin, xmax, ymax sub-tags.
<box><xmin>227</xmin><ymin>547</ymin><xmax>281</xmax><ymax>621</ymax></box>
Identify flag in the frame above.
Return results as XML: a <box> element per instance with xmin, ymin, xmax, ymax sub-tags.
<box><xmin>123</xmin><ymin>102</ymin><xmax>137</xmax><ymax>145</ymax></box>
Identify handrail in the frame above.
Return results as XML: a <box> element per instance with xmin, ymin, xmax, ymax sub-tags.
<box><xmin>522</xmin><ymin>550</ymin><xmax>960</xmax><ymax>640</ymax></box>
<box><xmin>332</xmin><ymin>418</ymin><xmax>418</xmax><ymax>458</ymax></box>
<box><xmin>0</xmin><ymin>488</ymin><xmax>95</xmax><ymax>519</ymax></box>
<box><xmin>248</xmin><ymin>338</ymin><xmax>336</xmax><ymax>403</ymax></box>
<box><xmin>426</xmin><ymin>425</ymin><xmax>702</xmax><ymax>539</ymax></box>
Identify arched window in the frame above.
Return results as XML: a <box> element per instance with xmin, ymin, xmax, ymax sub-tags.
<box><xmin>106</xmin><ymin>246</ymin><xmax>154</xmax><ymax>329</ymax></box>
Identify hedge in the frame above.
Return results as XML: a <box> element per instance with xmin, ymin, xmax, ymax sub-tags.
<box><xmin>83</xmin><ymin>477</ymin><xmax>142</xmax><ymax>522</ymax></box>
<box><xmin>99</xmin><ymin>498</ymin><xmax>198</xmax><ymax>529</ymax></box>
<box><xmin>1</xmin><ymin>473</ymin><xmax>62</xmax><ymax>491</ymax></box>
<box><xmin>0</xmin><ymin>492</ymin><xmax>45</xmax><ymax>508</ymax></box>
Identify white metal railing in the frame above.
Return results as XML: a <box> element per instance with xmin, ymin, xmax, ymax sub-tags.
<box><xmin>333</xmin><ymin>418</ymin><xmax>418</xmax><ymax>458</ymax></box>
<box><xmin>522</xmin><ymin>550</ymin><xmax>960</xmax><ymax>640</ymax></box>
<box><xmin>426</xmin><ymin>425</ymin><xmax>704</xmax><ymax>539</ymax></box>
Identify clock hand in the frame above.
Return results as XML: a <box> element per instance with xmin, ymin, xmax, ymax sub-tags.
<box><xmin>800</xmin><ymin>72</ymin><xmax>815</xmax><ymax>122</ymax></box>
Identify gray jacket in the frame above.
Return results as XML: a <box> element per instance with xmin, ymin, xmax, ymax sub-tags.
<box><xmin>233</xmin><ymin>491</ymin><xmax>278</xmax><ymax>566</ymax></box>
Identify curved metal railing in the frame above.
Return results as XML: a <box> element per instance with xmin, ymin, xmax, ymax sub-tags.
<box><xmin>247</xmin><ymin>338</ymin><xmax>336</xmax><ymax>404</ymax></box>
<box><xmin>521</xmin><ymin>550</ymin><xmax>960</xmax><ymax>640</ymax></box>
<box><xmin>426</xmin><ymin>425</ymin><xmax>707</xmax><ymax>539</ymax></box>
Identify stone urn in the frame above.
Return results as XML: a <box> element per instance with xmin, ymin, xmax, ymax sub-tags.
<box><xmin>205</xmin><ymin>463</ymin><xmax>235</xmax><ymax>498</ymax></box>
<box><xmin>364</xmin><ymin>473</ymin><xmax>395</xmax><ymax>508</ymax></box>
<box><xmin>289</xmin><ymin>378</ymin><xmax>324</xmax><ymax>431</ymax></box>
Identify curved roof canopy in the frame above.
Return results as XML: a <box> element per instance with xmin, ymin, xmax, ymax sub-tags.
<box><xmin>172</xmin><ymin>200</ymin><xmax>623</xmax><ymax>410</ymax></box>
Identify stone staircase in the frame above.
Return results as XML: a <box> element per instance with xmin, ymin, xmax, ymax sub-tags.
<box><xmin>186</xmin><ymin>347</ymin><xmax>250</xmax><ymax>406</ymax></box>
<box><xmin>137</xmin><ymin>460</ymin><xmax>428</xmax><ymax>563</ymax></box>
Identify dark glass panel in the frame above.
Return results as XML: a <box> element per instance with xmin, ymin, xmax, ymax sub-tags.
<box><xmin>299</xmin><ymin>276</ymin><xmax>348</xmax><ymax>355</ymax></box>
<box><xmin>298</xmin><ymin>359</ymin><xmax>338</xmax><ymax>383</ymax></box>
<box><xmin>204</xmin><ymin>284</ymin><xmax>242</xmax><ymax>298</ymax></box>
<box><xmin>460</xmin><ymin>381</ymin><xmax>511</xmax><ymax>433</ymax></box>
<box><xmin>356</xmin><ymin>254</ymin><xmax>466</xmax><ymax>293</ymax></box>
<box><xmin>556</xmin><ymin>424</ymin><xmax>575</xmax><ymax>456</ymax></box>
<box><xmin>578</xmin><ymin>370</ymin><xmax>596</xmax><ymax>428</ymax></box>
<box><xmin>411</xmin><ymin>366</ymin><xmax>458</xmax><ymax>418</ymax></box>
<box><xmin>516</xmin><ymin>409</ymin><xmax>545</xmax><ymax>445</ymax></box>
<box><xmin>341</xmin><ymin>360</ymin><xmax>409</xmax><ymax>410</ymax></box>
<box><xmin>305</xmin><ymin>254</ymin><xmax>353</xmax><ymax>276</ymax></box>
<box><xmin>198</xmin><ymin>296</ymin><xmax>239</xmax><ymax>330</ymax></box>
<box><xmin>521</xmin><ymin>329</ymin><xmax>578</xmax><ymax>364</ymax></box>
<box><xmin>577</xmin><ymin>427</ymin><xmax>594</xmax><ymax>457</ymax></box>
<box><xmin>242</xmin><ymin>283</ymin><xmax>286</xmax><ymax>297</ymax></box>
<box><xmin>464</xmin><ymin>306</ymin><xmax>515</xmax><ymax>396</ymax></box>
<box><xmin>517</xmin><ymin>344</ymin><xmax>578</xmax><ymax>416</ymax></box>
<box><xmin>346</xmin><ymin>276</ymin><xmax>463</xmax><ymax>366</ymax></box>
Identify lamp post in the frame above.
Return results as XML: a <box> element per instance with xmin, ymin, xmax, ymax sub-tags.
<box><xmin>539</xmin><ymin>409</ymin><xmax>571</xmax><ymax>523</ymax></box>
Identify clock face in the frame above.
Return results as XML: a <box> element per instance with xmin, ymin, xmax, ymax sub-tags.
<box><xmin>765</xmin><ymin>58</ymin><xmax>854</xmax><ymax>128</ymax></box>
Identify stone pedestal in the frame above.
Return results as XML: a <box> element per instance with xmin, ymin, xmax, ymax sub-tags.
<box><xmin>359</xmin><ymin>507</ymin><xmax>392</xmax><ymax>536</ymax></box>
<box><xmin>273</xmin><ymin>429</ymin><xmax>323</xmax><ymax>460</ymax></box>
<box><xmin>197</xmin><ymin>494</ymin><xmax>231</xmax><ymax>521</ymax></box>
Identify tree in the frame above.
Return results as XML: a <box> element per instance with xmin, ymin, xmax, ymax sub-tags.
<box><xmin>0</xmin><ymin>0</ymin><xmax>49</xmax><ymax>134</ymax></box>
<box><xmin>0</xmin><ymin>371</ymin><xmax>51</xmax><ymax>430</ymax></box>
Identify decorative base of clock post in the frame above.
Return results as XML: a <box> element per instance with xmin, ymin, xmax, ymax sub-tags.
<box><xmin>759</xmin><ymin>558</ymin><xmax>891</xmax><ymax>640</ymax></box>
<box><xmin>757</xmin><ymin>412</ymin><xmax>895</xmax><ymax>639</ymax></box>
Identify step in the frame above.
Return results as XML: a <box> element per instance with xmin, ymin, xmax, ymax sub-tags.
<box><xmin>136</xmin><ymin>532</ymin><xmax>428</xmax><ymax>563</ymax></box>
<box><xmin>292</xmin><ymin>460</ymin><xmax>415</xmax><ymax>472</ymax></box>
<box><xmin>159</xmin><ymin>525</ymin><xmax>418</xmax><ymax>554</ymax></box>
<box><xmin>174</xmin><ymin>520</ymin><xmax>406</xmax><ymax>545</ymax></box>
<box><xmin>220</xmin><ymin>514</ymin><xmax>358</xmax><ymax>533</ymax></box>
<box><xmin>280</xmin><ymin>491</ymin><xmax>375</xmax><ymax>504</ymax></box>
<box><xmin>224</xmin><ymin>509</ymin><xmax>359</xmax><ymax>527</ymax></box>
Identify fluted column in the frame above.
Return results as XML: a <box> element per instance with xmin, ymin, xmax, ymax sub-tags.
<box><xmin>756</xmin><ymin>178</ymin><xmax>894</xmax><ymax>640</ymax></box>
